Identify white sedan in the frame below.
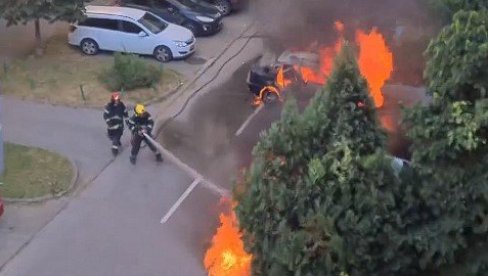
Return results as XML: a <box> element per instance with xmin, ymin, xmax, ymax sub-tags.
<box><xmin>68</xmin><ymin>5</ymin><xmax>196</xmax><ymax>62</ymax></box>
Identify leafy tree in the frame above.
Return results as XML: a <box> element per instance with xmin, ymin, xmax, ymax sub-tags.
<box><xmin>325</xmin><ymin>42</ymin><xmax>386</xmax><ymax>154</ymax></box>
<box><xmin>403</xmin><ymin>9</ymin><xmax>488</xmax><ymax>271</ymax></box>
<box><xmin>427</xmin><ymin>0</ymin><xmax>487</xmax><ymax>23</ymax></box>
<box><xmin>0</xmin><ymin>0</ymin><xmax>87</xmax><ymax>55</ymax></box>
<box><xmin>235</xmin><ymin>43</ymin><xmax>392</xmax><ymax>275</ymax></box>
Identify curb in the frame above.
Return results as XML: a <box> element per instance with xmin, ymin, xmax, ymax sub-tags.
<box><xmin>3</xmin><ymin>156</ymin><xmax>79</xmax><ymax>204</ymax></box>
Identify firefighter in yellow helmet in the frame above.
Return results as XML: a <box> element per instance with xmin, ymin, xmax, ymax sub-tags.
<box><xmin>126</xmin><ymin>104</ymin><xmax>163</xmax><ymax>164</ymax></box>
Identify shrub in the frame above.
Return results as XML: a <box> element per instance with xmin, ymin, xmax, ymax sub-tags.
<box><xmin>100</xmin><ymin>52</ymin><xmax>162</xmax><ymax>91</ymax></box>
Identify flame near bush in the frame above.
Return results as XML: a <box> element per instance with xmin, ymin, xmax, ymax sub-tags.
<box><xmin>204</xmin><ymin>199</ymin><xmax>252</xmax><ymax>276</ymax></box>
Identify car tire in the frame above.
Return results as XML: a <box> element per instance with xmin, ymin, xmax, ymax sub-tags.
<box><xmin>214</xmin><ymin>0</ymin><xmax>232</xmax><ymax>15</ymax></box>
<box><xmin>153</xmin><ymin>46</ymin><xmax>173</xmax><ymax>63</ymax></box>
<box><xmin>80</xmin><ymin>38</ymin><xmax>99</xmax><ymax>55</ymax></box>
<box><xmin>263</xmin><ymin>88</ymin><xmax>279</xmax><ymax>105</ymax></box>
<box><xmin>183</xmin><ymin>23</ymin><xmax>199</xmax><ymax>36</ymax></box>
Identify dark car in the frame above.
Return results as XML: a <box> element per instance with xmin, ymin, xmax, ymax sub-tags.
<box><xmin>121</xmin><ymin>0</ymin><xmax>223</xmax><ymax>36</ymax></box>
<box><xmin>199</xmin><ymin>0</ymin><xmax>245</xmax><ymax>16</ymax></box>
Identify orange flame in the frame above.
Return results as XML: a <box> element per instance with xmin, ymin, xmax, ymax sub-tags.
<box><xmin>276</xmin><ymin>66</ymin><xmax>292</xmax><ymax>89</ymax></box>
<box><xmin>204</xmin><ymin>200</ymin><xmax>252</xmax><ymax>276</ymax></box>
<box><xmin>265</xmin><ymin>22</ymin><xmax>393</xmax><ymax>109</ymax></box>
<box><xmin>356</xmin><ymin>28</ymin><xmax>393</xmax><ymax>108</ymax></box>
<box><xmin>275</xmin><ymin>21</ymin><xmax>344</xmax><ymax>89</ymax></box>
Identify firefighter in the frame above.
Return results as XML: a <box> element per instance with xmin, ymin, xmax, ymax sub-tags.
<box><xmin>103</xmin><ymin>92</ymin><xmax>128</xmax><ymax>156</ymax></box>
<box><xmin>127</xmin><ymin>104</ymin><xmax>163</xmax><ymax>164</ymax></box>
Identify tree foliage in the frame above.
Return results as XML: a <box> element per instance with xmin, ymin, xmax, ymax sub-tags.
<box><xmin>403</xmin><ymin>8</ymin><xmax>488</xmax><ymax>273</ymax></box>
<box><xmin>0</xmin><ymin>0</ymin><xmax>86</xmax><ymax>26</ymax></box>
<box><xmin>237</xmin><ymin>9</ymin><xmax>488</xmax><ymax>274</ymax></box>
<box><xmin>427</xmin><ymin>0</ymin><xmax>487</xmax><ymax>22</ymax></box>
<box><xmin>235</xmin><ymin>44</ymin><xmax>394</xmax><ymax>275</ymax></box>
<box><xmin>325</xmin><ymin>42</ymin><xmax>386</xmax><ymax>155</ymax></box>
<box><xmin>424</xmin><ymin>9</ymin><xmax>488</xmax><ymax>104</ymax></box>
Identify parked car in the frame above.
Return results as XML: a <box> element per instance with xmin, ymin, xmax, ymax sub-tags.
<box><xmin>121</xmin><ymin>0</ymin><xmax>223</xmax><ymax>36</ymax></box>
<box><xmin>68</xmin><ymin>5</ymin><xmax>196</xmax><ymax>62</ymax></box>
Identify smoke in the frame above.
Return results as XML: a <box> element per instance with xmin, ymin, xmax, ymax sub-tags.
<box><xmin>251</xmin><ymin>0</ymin><xmax>437</xmax><ymax>48</ymax></box>
<box><xmin>248</xmin><ymin>0</ymin><xmax>441</xmax><ymax>85</ymax></box>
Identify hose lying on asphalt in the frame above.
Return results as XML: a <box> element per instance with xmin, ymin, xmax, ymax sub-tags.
<box><xmin>143</xmin><ymin>133</ymin><xmax>230</xmax><ymax>197</ymax></box>
<box><xmin>155</xmin><ymin>23</ymin><xmax>258</xmax><ymax>136</ymax></box>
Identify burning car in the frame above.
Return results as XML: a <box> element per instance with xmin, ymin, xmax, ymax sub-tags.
<box><xmin>246</xmin><ymin>50</ymin><xmax>323</xmax><ymax>105</ymax></box>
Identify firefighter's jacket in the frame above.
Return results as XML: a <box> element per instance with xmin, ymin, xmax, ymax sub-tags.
<box><xmin>103</xmin><ymin>102</ymin><xmax>129</xmax><ymax>130</ymax></box>
<box><xmin>127</xmin><ymin>112</ymin><xmax>154</xmax><ymax>135</ymax></box>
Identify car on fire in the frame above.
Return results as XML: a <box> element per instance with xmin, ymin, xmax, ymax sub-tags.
<box><xmin>246</xmin><ymin>50</ymin><xmax>322</xmax><ymax>104</ymax></box>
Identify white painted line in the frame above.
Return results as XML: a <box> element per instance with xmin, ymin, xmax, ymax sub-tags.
<box><xmin>143</xmin><ymin>133</ymin><xmax>231</xmax><ymax>198</ymax></box>
<box><xmin>235</xmin><ymin>104</ymin><xmax>264</xmax><ymax>136</ymax></box>
<box><xmin>160</xmin><ymin>178</ymin><xmax>201</xmax><ymax>224</ymax></box>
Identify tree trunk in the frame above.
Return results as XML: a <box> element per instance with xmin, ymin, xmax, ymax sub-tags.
<box><xmin>34</xmin><ymin>18</ymin><xmax>43</xmax><ymax>56</ymax></box>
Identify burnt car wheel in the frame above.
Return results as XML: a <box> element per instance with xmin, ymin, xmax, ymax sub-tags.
<box><xmin>154</xmin><ymin>46</ymin><xmax>173</xmax><ymax>63</ymax></box>
<box><xmin>214</xmin><ymin>0</ymin><xmax>232</xmax><ymax>15</ymax></box>
<box><xmin>263</xmin><ymin>89</ymin><xmax>279</xmax><ymax>104</ymax></box>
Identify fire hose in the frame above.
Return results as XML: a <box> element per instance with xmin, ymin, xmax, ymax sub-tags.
<box><xmin>142</xmin><ymin>133</ymin><xmax>230</xmax><ymax>198</ymax></box>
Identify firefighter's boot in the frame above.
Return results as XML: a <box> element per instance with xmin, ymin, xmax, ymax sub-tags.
<box><xmin>130</xmin><ymin>155</ymin><xmax>136</xmax><ymax>165</ymax></box>
<box><xmin>111</xmin><ymin>146</ymin><xmax>119</xmax><ymax>156</ymax></box>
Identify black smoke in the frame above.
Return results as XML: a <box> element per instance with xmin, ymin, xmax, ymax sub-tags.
<box><xmin>249</xmin><ymin>0</ymin><xmax>443</xmax><ymax>86</ymax></box>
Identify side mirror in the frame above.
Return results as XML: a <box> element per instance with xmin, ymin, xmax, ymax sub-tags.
<box><xmin>138</xmin><ymin>31</ymin><xmax>148</xmax><ymax>37</ymax></box>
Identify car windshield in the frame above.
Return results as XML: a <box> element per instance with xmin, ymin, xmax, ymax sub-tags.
<box><xmin>138</xmin><ymin>12</ymin><xmax>168</xmax><ymax>34</ymax></box>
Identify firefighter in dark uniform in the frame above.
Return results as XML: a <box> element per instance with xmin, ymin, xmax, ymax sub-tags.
<box><xmin>127</xmin><ymin>104</ymin><xmax>163</xmax><ymax>164</ymax></box>
<box><xmin>103</xmin><ymin>92</ymin><xmax>128</xmax><ymax>156</ymax></box>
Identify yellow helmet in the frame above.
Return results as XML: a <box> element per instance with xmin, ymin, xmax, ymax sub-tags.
<box><xmin>134</xmin><ymin>104</ymin><xmax>145</xmax><ymax>116</ymax></box>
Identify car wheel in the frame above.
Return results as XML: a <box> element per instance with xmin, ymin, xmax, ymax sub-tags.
<box><xmin>80</xmin><ymin>38</ymin><xmax>99</xmax><ymax>55</ymax></box>
<box><xmin>263</xmin><ymin>89</ymin><xmax>279</xmax><ymax>105</ymax></box>
<box><xmin>154</xmin><ymin>46</ymin><xmax>173</xmax><ymax>63</ymax></box>
<box><xmin>183</xmin><ymin>23</ymin><xmax>198</xmax><ymax>35</ymax></box>
<box><xmin>214</xmin><ymin>0</ymin><xmax>232</xmax><ymax>15</ymax></box>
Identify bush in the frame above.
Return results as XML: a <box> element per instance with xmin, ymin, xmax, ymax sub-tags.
<box><xmin>100</xmin><ymin>52</ymin><xmax>162</xmax><ymax>91</ymax></box>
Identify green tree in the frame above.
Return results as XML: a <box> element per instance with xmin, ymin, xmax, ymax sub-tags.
<box><xmin>235</xmin><ymin>43</ymin><xmax>392</xmax><ymax>275</ymax></box>
<box><xmin>427</xmin><ymin>0</ymin><xmax>487</xmax><ymax>23</ymax></box>
<box><xmin>325</xmin><ymin>42</ymin><xmax>386</xmax><ymax>154</ymax></box>
<box><xmin>0</xmin><ymin>0</ymin><xmax>87</xmax><ymax>55</ymax></box>
<box><xmin>403</xmin><ymin>9</ymin><xmax>488</xmax><ymax>272</ymax></box>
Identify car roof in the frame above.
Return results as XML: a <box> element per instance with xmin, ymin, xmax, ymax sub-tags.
<box><xmin>277</xmin><ymin>50</ymin><xmax>320</xmax><ymax>68</ymax></box>
<box><xmin>85</xmin><ymin>5</ymin><xmax>146</xmax><ymax>20</ymax></box>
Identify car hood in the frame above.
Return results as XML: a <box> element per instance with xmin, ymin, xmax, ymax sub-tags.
<box><xmin>161</xmin><ymin>23</ymin><xmax>194</xmax><ymax>41</ymax></box>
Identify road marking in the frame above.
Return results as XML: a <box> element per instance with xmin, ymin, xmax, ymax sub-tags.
<box><xmin>143</xmin><ymin>133</ymin><xmax>231</xmax><ymax>198</ymax></box>
<box><xmin>235</xmin><ymin>104</ymin><xmax>264</xmax><ymax>136</ymax></box>
<box><xmin>160</xmin><ymin>178</ymin><xmax>201</xmax><ymax>224</ymax></box>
